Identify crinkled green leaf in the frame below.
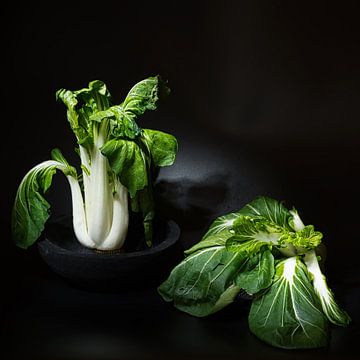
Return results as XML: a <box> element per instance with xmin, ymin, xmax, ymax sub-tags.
<box><xmin>100</xmin><ymin>139</ymin><xmax>148</xmax><ymax>198</ymax></box>
<box><xmin>56</xmin><ymin>80</ymin><xmax>111</xmax><ymax>147</ymax></box>
<box><xmin>235</xmin><ymin>250</ymin><xmax>274</xmax><ymax>295</ymax></box>
<box><xmin>286</xmin><ymin>225</ymin><xmax>323</xmax><ymax>252</ymax></box>
<box><xmin>88</xmin><ymin>77</ymin><xmax>169</xmax><ymax>140</ymax></box>
<box><xmin>225</xmin><ymin>217</ymin><xmax>283</xmax><ymax>256</ymax></box>
<box><xmin>226</xmin><ymin>235</ymin><xmax>273</xmax><ymax>256</ymax></box>
<box><xmin>121</xmin><ymin>76</ymin><xmax>169</xmax><ymax>119</ymax></box>
<box><xmin>233</xmin><ymin>199</ymin><xmax>323</xmax><ymax>254</ymax></box>
<box><xmin>142</xmin><ymin>129</ymin><xmax>178</xmax><ymax>167</ymax></box>
<box><xmin>56</xmin><ymin>88</ymin><xmax>90</xmax><ymax>145</ymax></box>
<box><xmin>89</xmin><ymin>106</ymin><xmax>142</xmax><ymax>139</ymax></box>
<box><xmin>158</xmin><ymin>246</ymin><xmax>245</xmax><ymax>317</ymax></box>
<box><xmin>236</xmin><ymin>196</ymin><xmax>292</xmax><ymax>230</ymax></box>
<box><xmin>231</xmin><ymin>217</ymin><xmax>284</xmax><ymax>246</ymax></box>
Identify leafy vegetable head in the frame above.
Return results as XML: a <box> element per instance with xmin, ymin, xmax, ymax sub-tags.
<box><xmin>12</xmin><ymin>76</ymin><xmax>177</xmax><ymax>250</ymax></box>
<box><xmin>158</xmin><ymin>196</ymin><xmax>350</xmax><ymax>349</ymax></box>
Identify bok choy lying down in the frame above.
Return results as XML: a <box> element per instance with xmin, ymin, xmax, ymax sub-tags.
<box><xmin>158</xmin><ymin>196</ymin><xmax>350</xmax><ymax>349</ymax></box>
<box><xmin>12</xmin><ymin>76</ymin><xmax>178</xmax><ymax>250</ymax></box>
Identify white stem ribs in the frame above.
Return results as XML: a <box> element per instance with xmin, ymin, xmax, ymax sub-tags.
<box><xmin>68</xmin><ymin>130</ymin><xmax>129</xmax><ymax>250</ymax></box>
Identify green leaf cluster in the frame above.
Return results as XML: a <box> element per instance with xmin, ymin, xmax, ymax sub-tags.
<box><xmin>158</xmin><ymin>196</ymin><xmax>350</xmax><ymax>349</ymax></box>
<box><xmin>12</xmin><ymin>76</ymin><xmax>177</xmax><ymax>248</ymax></box>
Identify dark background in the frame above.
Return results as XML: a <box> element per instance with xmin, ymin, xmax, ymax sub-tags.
<box><xmin>1</xmin><ymin>1</ymin><xmax>359</xmax><ymax>359</ymax></box>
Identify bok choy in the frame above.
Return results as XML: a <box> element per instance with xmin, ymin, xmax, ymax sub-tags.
<box><xmin>158</xmin><ymin>196</ymin><xmax>350</xmax><ymax>349</ymax></box>
<box><xmin>12</xmin><ymin>76</ymin><xmax>178</xmax><ymax>250</ymax></box>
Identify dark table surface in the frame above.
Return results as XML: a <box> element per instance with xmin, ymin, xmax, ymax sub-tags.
<box><xmin>3</xmin><ymin>270</ymin><xmax>359</xmax><ymax>360</ymax></box>
<box><xmin>3</xmin><ymin>136</ymin><xmax>360</xmax><ymax>360</ymax></box>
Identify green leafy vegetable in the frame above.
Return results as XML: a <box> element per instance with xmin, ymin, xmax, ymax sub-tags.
<box><xmin>12</xmin><ymin>76</ymin><xmax>178</xmax><ymax>250</ymax></box>
<box><xmin>249</xmin><ymin>256</ymin><xmax>329</xmax><ymax>349</ymax></box>
<box><xmin>100</xmin><ymin>138</ymin><xmax>148</xmax><ymax>198</ymax></box>
<box><xmin>234</xmin><ymin>250</ymin><xmax>274</xmax><ymax>295</ymax></box>
<box><xmin>12</xmin><ymin>152</ymin><xmax>76</xmax><ymax>249</ymax></box>
<box><xmin>304</xmin><ymin>250</ymin><xmax>351</xmax><ymax>327</ymax></box>
<box><xmin>184</xmin><ymin>212</ymin><xmax>242</xmax><ymax>255</ymax></box>
<box><xmin>158</xmin><ymin>196</ymin><xmax>350</xmax><ymax>349</ymax></box>
<box><xmin>236</xmin><ymin>196</ymin><xmax>292</xmax><ymax>230</ymax></box>
<box><xmin>158</xmin><ymin>246</ymin><xmax>244</xmax><ymax>317</ymax></box>
<box><xmin>142</xmin><ymin>129</ymin><xmax>178</xmax><ymax>167</ymax></box>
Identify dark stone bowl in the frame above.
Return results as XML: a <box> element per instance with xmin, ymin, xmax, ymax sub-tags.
<box><xmin>37</xmin><ymin>216</ymin><xmax>182</xmax><ymax>292</ymax></box>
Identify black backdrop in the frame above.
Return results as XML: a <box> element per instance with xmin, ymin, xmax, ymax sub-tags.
<box><xmin>2</xmin><ymin>1</ymin><xmax>359</xmax><ymax>359</ymax></box>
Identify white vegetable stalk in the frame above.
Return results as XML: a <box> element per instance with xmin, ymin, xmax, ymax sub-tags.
<box><xmin>66</xmin><ymin>175</ymin><xmax>95</xmax><ymax>248</ymax></box>
<box><xmin>282</xmin><ymin>256</ymin><xmax>297</xmax><ymax>284</ymax></box>
<box><xmin>68</xmin><ymin>121</ymin><xmax>129</xmax><ymax>250</ymax></box>
<box><xmin>289</xmin><ymin>209</ymin><xmax>305</xmax><ymax>231</ymax></box>
<box><xmin>304</xmin><ymin>250</ymin><xmax>330</xmax><ymax>304</ymax></box>
<box><xmin>304</xmin><ymin>250</ymin><xmax>350</xmax><ymax>326</ymax></box>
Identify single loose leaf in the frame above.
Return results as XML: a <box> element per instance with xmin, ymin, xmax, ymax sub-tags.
<box><xmin>235</xmin><ymin>249</ymin><xmax>274</xmax><ymax>295</ymax></box>
<box><xmin>158</xmin><ymin>246</ymin><xmax>245</xmax><ymax>317</ymax></box>
<box><xmin>12</xmin><ymin>150</ymin><xmax>76</xmax><ymax>249</ymax></box>
<box><xmin>249</xmin><ymin>257</ymin><xmax>329</xmax><ymax>349</ymax></box>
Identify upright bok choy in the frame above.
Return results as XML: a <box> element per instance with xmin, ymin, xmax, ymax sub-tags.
<box><xmin>12</xmin><ymin>76</ymin><xmax>178</xmax><ymax>250</ymax></box>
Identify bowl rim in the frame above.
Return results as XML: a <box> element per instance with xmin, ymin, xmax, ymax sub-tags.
<box><xmin>38</xmin><ymin>218</ymin><xmax>181</xmax><ymax>260</ymax></box>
